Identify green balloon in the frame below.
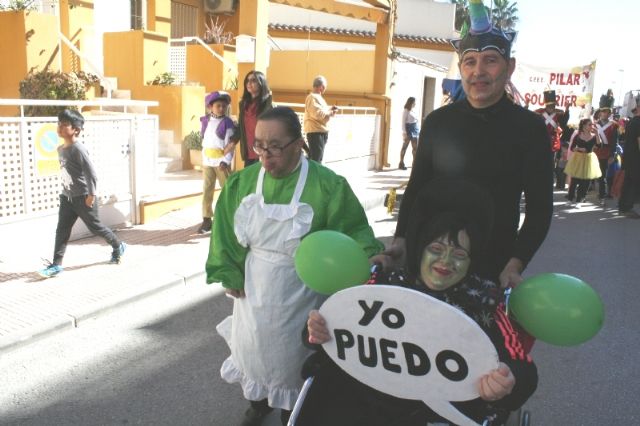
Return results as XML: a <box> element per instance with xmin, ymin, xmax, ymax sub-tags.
<box><xmin>295</xmin><ymin>230</ymin><xmax>371</xmax><ymax>295</ymax></box>
<box><xmin>509</xmin><ymin>273</ymin><xmax>605</xmax><ymax>346</ymax></box>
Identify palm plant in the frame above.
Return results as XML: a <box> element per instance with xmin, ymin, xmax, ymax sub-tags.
<box><xmin>451</xmin><ymin>0</ymin><xmax>469</xmax><ymax>31</ymax></box>
<box><xmin>491</xmin><ymin>0</ymin><xmax>519</xmax><ymax>31</ymax></box>
<box><xmin>449</xmin><ymin>0</ymin><xmax>519</xmax><ymax>32</ymax></box>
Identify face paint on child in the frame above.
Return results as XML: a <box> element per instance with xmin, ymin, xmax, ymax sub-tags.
<box><xmin>420</xmin><ymin>230</ymin><xmax>471</xmax><ymax>291</ymax></box>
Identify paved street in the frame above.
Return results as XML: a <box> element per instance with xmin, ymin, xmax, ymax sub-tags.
<box><xmin>0</xmin><ymin>182</ymin><xmax>639</xmax><ymax>425</ymax></box>
<box><xmin>519</xmin><ymin>193</ymin><xmax>640</xmax><ymax>425</ymax></box>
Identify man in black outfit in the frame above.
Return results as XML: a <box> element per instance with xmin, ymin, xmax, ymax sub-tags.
<box><xmin>379</xmin><ymin>19</ymin><xmax>553</xmax><ymax>288</ymax></box>
<box><xmin>618</xmin><ymin>103</ymin><xmax>640</xmax><ymax>218</ymax></box>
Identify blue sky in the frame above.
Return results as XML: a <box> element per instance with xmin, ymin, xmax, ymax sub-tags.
<box><xmin>506</xmin><ymin>0</ymin><xmax>639</xmax><ymax>104</ymax></box>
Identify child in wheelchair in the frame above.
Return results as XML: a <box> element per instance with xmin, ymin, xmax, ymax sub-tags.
<box><xmin>293</xmin><ymin>179</ymin><xmax>538</xmax><ymax>426</ymax></box>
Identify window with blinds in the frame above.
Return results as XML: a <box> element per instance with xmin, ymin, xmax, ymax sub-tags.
<box><xmin>171</xmin><ymin>2</ymin><xmax>198</xmax><ymax>39</ymax></box>
<box><xmin>131</xmin><ymin>0</ymin><xmax>143</xmax><ymax>30</ymax></box>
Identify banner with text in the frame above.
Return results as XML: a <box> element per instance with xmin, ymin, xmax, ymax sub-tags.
<box><xmin>512</xmin><ymin>61</ymin><xmax>597</xmax><ymax>109</ymax></box>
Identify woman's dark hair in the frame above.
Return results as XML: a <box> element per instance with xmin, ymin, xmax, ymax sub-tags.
<box><xmin>58</xmin><ymin>109</ymin><xmax>84</xmax><ymax>130</ymax></box>
<box><xmin>404</xmin><ymin>179</ymin><xmax>494</xmax><ymax>283</ymax></box>
<box><xmin>404</xmin><ymin>97</ymin><xmax>416</xmax><ymax>110</ymax></box>
<box><xmin>258</xmin><ymin>106</ymin><xmax>303</xmax><ymax>140</ymax></box>
<box><xmin>578</xmin><ymin>118</ymin><xmax>592</xmax><ymax>132</ymax></box>
<box><xmin>241</xmin><ymin>70</ymin><xmax>271</xmax><ymax>105</ymax></box>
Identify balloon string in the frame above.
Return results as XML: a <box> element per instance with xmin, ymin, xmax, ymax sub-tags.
<box><xmin>366</xmin><ymin>263</ymin><xmax>382</xmax><ymax>285</ymax></box>
<box><xmin>503</xmin><ymin>287</ymin><xmax>512</xmax><ymax>317</ymax></box>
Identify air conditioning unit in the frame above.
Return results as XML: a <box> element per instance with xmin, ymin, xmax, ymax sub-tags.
<box><xmin>204</xmin><ymin>0</ymin><xmax>236</xmax><ymax>14</ymax></box>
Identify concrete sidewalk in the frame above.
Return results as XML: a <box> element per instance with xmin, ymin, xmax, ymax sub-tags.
<box><xmin>0</xmin><ymin>167</ymin><xmax>410</xmax><ymax>353</ymax></box>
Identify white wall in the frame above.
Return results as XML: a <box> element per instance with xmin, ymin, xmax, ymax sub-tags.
<box><xmin>92</xmin><ymin>0</ymin><xmax>132</xmax><ymax>74</ymax></box>
<box><xmin>269</xmin><ymin>0</ymin><xmax>456</xmax><ymax>39</ymax></box>
<box><xmin>398</xmin><ymin>47</ymin><xmax>454</xmax><ymax>70</ymax></box>
<box><xmin>387</xmin><ymin>60</ymin><xmax>446</xmax><ymax>168</ymax></box>
<box><xmin>396</xmin><ymin>0</ymin><xmax>456</xmax><ymax>39</ymax></box>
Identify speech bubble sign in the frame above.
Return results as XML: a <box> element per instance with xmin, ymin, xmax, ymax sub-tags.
<box><xmin>319</xmin><ymin>285</ymin><xmax>498</xmax><ymax>426</ymax></box>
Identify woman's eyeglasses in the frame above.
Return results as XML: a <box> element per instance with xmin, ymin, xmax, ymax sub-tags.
<box><xmin>253</xmin><ymin>138</ymin><xmax>298</xmax><ymax>156</ymax></box>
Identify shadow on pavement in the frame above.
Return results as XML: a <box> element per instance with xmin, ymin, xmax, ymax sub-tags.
<box><xmin>0</xmin><ymin>290</ymin><xmax>248</xmax><ymax>426</ymax></box>
<box><xmin>71</xmin><ymin>226</ymin><xmax>210</xmax><ymax>248</ymax></box>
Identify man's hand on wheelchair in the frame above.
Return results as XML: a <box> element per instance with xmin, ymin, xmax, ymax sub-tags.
<box><xmin>499</xmin><ymin>258</ymin><xmax>524</xmax><ymax>289</ymax></box>
<box><xmin>369</xmin><ymin>237</ymin><xmax>406</xmax><ymax>271</ymax></box>
<box><xmin>478</xmin><ymin>362</ymin><xmax>515</xmax><ymax>402</ymax></box>
<box><xmin>307</xmin><ymin>310</ymin><xmax>331</xmax><ymax>345</ymax></box>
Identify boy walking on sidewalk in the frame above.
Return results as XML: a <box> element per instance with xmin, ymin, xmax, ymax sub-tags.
<box><xmin>38</xmin><ymin>109</ymin><xmax>126</xmax><ymax>278</ymax></box>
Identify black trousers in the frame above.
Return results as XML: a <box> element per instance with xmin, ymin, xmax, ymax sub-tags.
<box><xmin>306</xmin><ymin>132</ymin><xmax>328</xmax><ymax>163</ymax></box>
<box><xmin>555</xmin><ymin>167</ymin><xmax>567</xmax><ymax>189</ymax></box>
<box><xmin>568</xmin><ymin>178</ymin><xmax>589</xmax><ymax>202</ymax></box>
<box><xmin>53</xmin><ymin>195</ymin><xmax>120</xmax><ymax>265</ymax></box>
<box><xmin>250</xmin><ymin>399</ymin><xmax>291</xmax><ymax>426</ymax></box>
<box><xmin>293</xmin><ymin>373</ymin><xmax>428</xmax><ymax>426</ymax></box>
<box><xmin>597</xmin><ymin>158</ymin><xmax>608</xmax><ymax>197</ymax></box>
<box><xmin>619</xmin><ymin>166</ymin><xmax>638</xmax><ymax>212</ymax></box>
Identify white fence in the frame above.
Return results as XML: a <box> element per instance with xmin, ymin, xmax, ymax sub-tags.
<box><xmin>277</xmin><ymin>103</ymin><xmax>381</xmax><ymax>174</ymax></box>
<box><xmin>0</xmin><ymin>100</ymin><xmax>158</xmax><ymax>237</ymax></box>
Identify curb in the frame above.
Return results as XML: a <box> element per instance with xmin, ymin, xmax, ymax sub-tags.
<box><xmin>69</xmin><ymin>273</ymin><xmax>188</xmax><ymax>326</ymax></box>
<box><xmin>0</xmin><ymin>272</ymin><xmax>205</xmax><ymax>354</ymax></box>
<box><xmin>0</xmin><ymin>314</ymin><xmax>73</xmax><ymax>354</ymax></box>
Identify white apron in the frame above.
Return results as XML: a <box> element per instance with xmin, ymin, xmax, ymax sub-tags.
<box><xmin>216</xmin><ymin>155</ymin><xmax>326</xmax><ymax>410</ymax></box>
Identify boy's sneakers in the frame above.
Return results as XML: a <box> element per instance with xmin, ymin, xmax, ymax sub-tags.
<box><xmin>110</xmin><ymin>242</ymin><xmax>127</xmax><ymax>264</ymax></box>
<box><xmin>38</xmin><ymin>263</ymin><xmax>63</xmax><ymax>278</ymax></box>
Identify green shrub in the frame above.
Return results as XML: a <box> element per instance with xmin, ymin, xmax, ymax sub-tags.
<box><xmin>19</xmin><ymin>70</ymin><xmax>101</xmax><ymax>116</ymax></box>
<box><xmin>147</xmin><ymin>72</ymin><xmax>176</xmax><ymax>86</ymax></box>
<box><xmin>0</xmin><ymin>0</ymin><xmax>37</xmax><ymax>11</ymax></box>
<box><xmin>183</xmin><ymin>131</ymin><xmax>202</xmax><ymax>150</ymax></box>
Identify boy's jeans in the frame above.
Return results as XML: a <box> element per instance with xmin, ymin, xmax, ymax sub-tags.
<box><xmin>53</xmin><ymin>195</ymin><xmax>120</xmax><ymax>265</ymax></box>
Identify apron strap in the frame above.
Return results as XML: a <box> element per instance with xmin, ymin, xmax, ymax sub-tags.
<box><xmin>291</xmin><ymin>155</ymin><xmax>308</xmax><ymax>205</ymax></box>
<box><xmin>256</xmin><ymin>166</ymin><xmax>266</xmax><ymax>195</ymax></box>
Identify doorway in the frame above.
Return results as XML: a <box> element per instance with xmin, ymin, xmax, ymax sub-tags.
<box><xmin>422</xmin><ymin>76</ymin><xmax>436</xmax><ymax>119</ymax></box>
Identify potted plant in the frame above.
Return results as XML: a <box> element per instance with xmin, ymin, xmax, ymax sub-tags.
<box><xmin>0</xmin><ymin>0</ymin><xmax>37</xmax><ymax>11</ymax></box>
<box><xmin>19</xmin><ymin>70</ymin><xmax>102</xmax><ymax>116</ymax></box>
<box><xmin>147</xmin><ymin>72</ymin><xmax>177</xmax><ymax>86</ymax></box>
<box><xmin>184</xmin><ymin>130</ymin><xmax>202</xmax><ymax>170</ymax></box>
<box><xmin>203</xmin><ymin>16</ymin><xmax>234</xmax><ymax>45</ymax></box>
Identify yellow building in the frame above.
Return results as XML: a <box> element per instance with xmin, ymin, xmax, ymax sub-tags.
<box><xmin>0</xmin><ymin>0</ymin><xmax>456</xmax><ymax>170</ymax></box>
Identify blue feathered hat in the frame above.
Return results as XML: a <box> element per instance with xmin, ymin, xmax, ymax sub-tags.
<box><xmin>450</xmin><ymin>0</ymin><xmax>516</xmax><ymax>59</ymax></box>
